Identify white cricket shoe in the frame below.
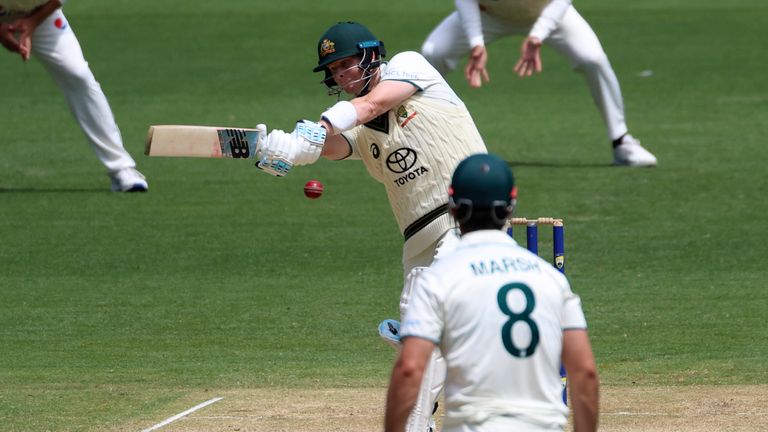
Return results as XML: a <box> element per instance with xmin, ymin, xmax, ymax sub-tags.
<box><xmin>613</xmin><ymin>134</ymin><xmax>658</xmax><ymax>167</ymax></box>
<box><xmin>110</xmin><ymin>167</ymin><xmax>148</xmax><ymax>192</ymax></box>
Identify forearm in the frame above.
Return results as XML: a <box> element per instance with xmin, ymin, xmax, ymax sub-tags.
<box><xmin>455</xmin><ymin>0</ymin><xmax>484</xmax><ymax>47</ymax></box>
<box><xmin>569</xmin><ymin>370</ymin><xmax>599</xmax><ymax>432</ymax></box>
<box><xmin>529</xmin><ymin>0</ymin><xmax>572</xmax><ymax>41</ymax></box>
<box><xmin>384</xmin><ymin>364</ymin><xmax>423</xmax><ymax>432</ymax></box>
<box><xmin>319</xmin><ymin>132</ymin><xmax>352</xmax><ymax>160</ymax></box>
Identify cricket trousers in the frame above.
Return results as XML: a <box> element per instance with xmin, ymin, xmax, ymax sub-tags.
<box><xmin>422</xmin><ymin>6</ymin><xmax>629</xmax><ymax>141</ymax></box>
<box><xmin>31</xmin><ymin>8</ymin><xmax>136</xmax><ymax>173</ymax></box>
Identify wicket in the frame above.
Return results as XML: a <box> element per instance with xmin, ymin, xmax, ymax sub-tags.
<box><xmin>506</xmin><ymin>217</ymin><xmax>565</xmax><ymax>274</ymax></box>
<box><xmin>506</xmin><ymin>217</ymin><xmax>568</xmax><ymax>404</ymax></box>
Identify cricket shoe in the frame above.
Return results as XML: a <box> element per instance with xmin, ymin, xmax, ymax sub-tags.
<box><xmin>109</xmin><ymin>167</ymin><xmax>148</xmax><ymax>192</ymax></box>
<box><xmin>613</xmin><ymin>134</ymin><xmax>657</xmax><ymax>167</ymax></box>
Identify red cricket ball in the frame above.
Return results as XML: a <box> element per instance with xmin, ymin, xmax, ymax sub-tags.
<box><xmin>303</xmin><ymin>179</ymin><xmax>324</xmax><ymax>199</ymax></box>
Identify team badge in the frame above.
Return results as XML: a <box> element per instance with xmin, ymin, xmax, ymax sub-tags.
<box><xmin>319</xmin><ymin>39</ymin><xmax>335</xmax><ymax>57</ymax></box>
<box><xmin>396</xmin><ymin>105</ymin><xmax>418</xmax><ymax>128</ymax></box>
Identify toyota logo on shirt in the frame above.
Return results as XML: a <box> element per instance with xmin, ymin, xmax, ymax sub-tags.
<box><xmin>386</xmin><ymin>148</ymin><xmax>418</xmax><ymax>174</ymax></box>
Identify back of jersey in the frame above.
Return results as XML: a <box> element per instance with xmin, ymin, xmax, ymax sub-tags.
<box><xmin>401</xmin><ymin>230</ymin><xmax>587</xmax><ymax>429</ymax></box>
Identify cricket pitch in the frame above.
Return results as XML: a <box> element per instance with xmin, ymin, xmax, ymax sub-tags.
<box><xmin>121</xmin><ymin>385</ymin><xmax>768</xmax><ymax>431</ymax></box>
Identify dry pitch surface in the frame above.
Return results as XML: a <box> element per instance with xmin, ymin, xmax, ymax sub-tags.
<box><xmin>124</xmin><ymin>385</ymin><xmax>768</xmax><ymax>431</ymax></box>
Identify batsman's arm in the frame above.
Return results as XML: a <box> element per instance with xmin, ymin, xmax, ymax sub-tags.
<box><xmin>319</xmin><ymin>80</ymin><xmax>418</xmax><ymax>160</ymax></box>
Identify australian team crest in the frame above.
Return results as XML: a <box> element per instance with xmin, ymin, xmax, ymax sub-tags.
<box><xmin>319</xmin><ymin>39</ymin><xmax>336</xmax><ymax>57</ymax></box>
<box><xmin>396</xmin><ymin>105</ymin><xmax>418</xmax><ymax>128</ymax></box>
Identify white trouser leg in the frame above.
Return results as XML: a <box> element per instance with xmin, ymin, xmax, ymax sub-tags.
<box><xmin>546</xmin><ymin>7</ymin><xmax>628</xmax><ymax>140</ymax></box>
<box><xmin>31</xmin><ymin>10</ymin><xmax>136</xmax><ymax>173</ymax></box>
<box><xmin>421</xmin><ymin>11</ymin><xmax>514</xmax><ymax>75</ymax></box>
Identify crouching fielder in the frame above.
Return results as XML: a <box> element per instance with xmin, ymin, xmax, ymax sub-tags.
<box><xmin>0</xmin><ymin>0</ymin><xmax>148</xmax><ymax>191</ymax></box>
<box><xmin>386</xmin><ymin>154</ymin><xmax>599</xmax><ymax>432</ymax></box>
<box><xmin>254</xmin><ymin>21</ymin><xmax>488</xmax><ymax>431</ymax></box>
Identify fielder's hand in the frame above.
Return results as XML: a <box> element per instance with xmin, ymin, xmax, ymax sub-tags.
<box><xmin>8</xmin><ymin>18</ymin><xmax>34</xmax><ymax>61</ymax></box>
<box><xmin>465</xmin><ymin>45</ymin><xmax>490</xmax><ymax>88</ymax></box>
<box><xmin>514</xmin><ymin>36</ymin><xmax>543</xmax><ymax>78</ymax></box>
<box><xmin>0</xmin><ymin>23</ymin><xmax>23</xmax><ymax>57</ymax></box>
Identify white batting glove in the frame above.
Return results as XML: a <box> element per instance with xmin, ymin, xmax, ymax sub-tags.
<box><xmin>256</xmin><ymin>128</ymin><xmax>295</xmax><ymax>177</ymax></box>
<box><xmin>291</xmin><ymin>120</ymin><xmax>326</xmax><ymax>166</ymax></box>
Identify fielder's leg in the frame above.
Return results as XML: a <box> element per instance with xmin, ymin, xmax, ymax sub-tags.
<box><xmin>545</xmin><ymin>6</ymin><xmax>628</xmax><ymax>141</ymax></box>
<box><xmin>31</xmin><ymin>10</ymin><xmax>142</xmax><ymax>175</ymax></box>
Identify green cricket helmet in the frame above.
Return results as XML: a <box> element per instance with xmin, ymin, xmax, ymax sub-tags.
<box><xmin>449</xmin><ymin>153</ymin><xmax>517</xmax><ymax>225</ymax></box>
<box><xmin>313</xmin><ymin>21</ymin><xmax>386</xmax><ymax>93</ymax></box>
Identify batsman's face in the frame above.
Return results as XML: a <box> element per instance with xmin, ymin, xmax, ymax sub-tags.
<box><xmin>328</xmin><ymin>56</ymin><xmax>366</xmax><ymax>95</ymax></box>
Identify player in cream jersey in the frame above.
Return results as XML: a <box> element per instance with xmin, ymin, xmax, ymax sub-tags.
<box><xmin>1</xmin><ymin>0</ymin><xmax>147</xmax><ymax>191</ymax></box>
<box><xmin>387</xmin><ymin>154</ymin><xmax>599</xmax><ymax>432</ymax></box>
<box><xmin>257</xmin><ymin>21</ymin><xmax>488</xmax><ymax>282</ymax></box>
<box><xmin>255</xmin><ymin>21</ymin><xmax>488</xmax><ymax>432</ymax></box>
<box><xmin>339</xmin><ymin>50</ymin><xmax>486</xmax><ymax>269</ymax></box>
<box><xmin>421</xmin><ymin>0</ymin><xmax>658</xmax><ymax>167</ymax></box>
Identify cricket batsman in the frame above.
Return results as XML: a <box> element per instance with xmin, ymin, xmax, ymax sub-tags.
<box><xmin>386</xmin><ymin>153</ymin><xmax>599</xmax><ymax>432</ymax></box>
<box><xmin>0</xmin><ymin>0</ymin><xmax>147</xmax><ymax>191</ymax></box>
<box><xmin>255</xmin><ymin>21</ymin><xmax>488</xmax><ymax>432</ymax></box>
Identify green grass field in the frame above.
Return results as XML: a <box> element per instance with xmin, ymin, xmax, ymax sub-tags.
<box><xmin>1</xmin><ymin>0</ymin><xmax>767</xmax><ymax>430</ymax></box>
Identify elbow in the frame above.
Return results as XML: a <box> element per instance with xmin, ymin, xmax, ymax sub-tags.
<box><xmin>394</xmin><ymin>358</ymin><xmax>425</xmax><ymax>383</ymax></box>
<box><xmin>358</xmin><ymin>99</ymin><xmax>382</xmax><ymax>124</ymax></box>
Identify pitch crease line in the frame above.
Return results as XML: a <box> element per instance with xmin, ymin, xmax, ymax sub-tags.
<box><xmin>141</xmin><ymin>397</ymin><xmax>224</xmax><ymax>432</ymax></box>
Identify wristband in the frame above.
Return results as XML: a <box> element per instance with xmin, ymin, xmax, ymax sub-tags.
<box><xmin>321</xmin><ymin>100</ymin><xmax>358</xmax><ymax>133</ymax></box>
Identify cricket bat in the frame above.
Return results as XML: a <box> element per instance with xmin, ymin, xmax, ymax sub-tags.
<box><xmin>145</xmin><ymin>125</ymin><xmax>263</xmax><ymax>159</ymax></box>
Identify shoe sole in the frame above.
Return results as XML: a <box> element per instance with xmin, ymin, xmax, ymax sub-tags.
<box><xmin>112</xmin><ymin>184</ymin><xmax>149</xmax><ymax>192</ymax></box>
<box><xmin>613</xmin><ymin>160</ymin><xmax>658</xmax><ymax>167</ymax></box>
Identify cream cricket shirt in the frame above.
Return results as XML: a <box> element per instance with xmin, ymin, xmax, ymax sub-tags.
<box><xmin>401</xmin><ymin>230</ymin><xmax>587</xmax><ymax>431</ymax></box>
<box><xmin>341</xmin><ymin>51</ymin><xmax>486</xmax><ymax>245</ymax></box>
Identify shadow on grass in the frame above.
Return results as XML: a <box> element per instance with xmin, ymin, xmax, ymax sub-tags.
<box><xmin>0</xmin><ymin>187</ymin><xmax>109</xmax><ymax>193</ymax></box>
<box><xmin>507</xmin><ymin>160</ymin><xmax>614</xmax><ymax>168</ymax></box>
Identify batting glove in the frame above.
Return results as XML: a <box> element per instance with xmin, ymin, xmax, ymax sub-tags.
<box><xmin>290</xmin><ymin>120</ymin><xmax>326</xmax><ymax>166</ymax></box>
<box><xmin>256</xmin><ymin>128</ymin><xmax>295</xmax><ymax>177</ymax></box>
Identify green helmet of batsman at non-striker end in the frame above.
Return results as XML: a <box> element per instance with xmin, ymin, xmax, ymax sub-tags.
<box><xmin>313</xmin><ymin>21</ymin><xmax>386</xmax><ymax>92</ymax></box>
<box><xmin>449</xmin><ymin>153</ymin><xmax>517</xmax><ymax>226</ymax></box>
